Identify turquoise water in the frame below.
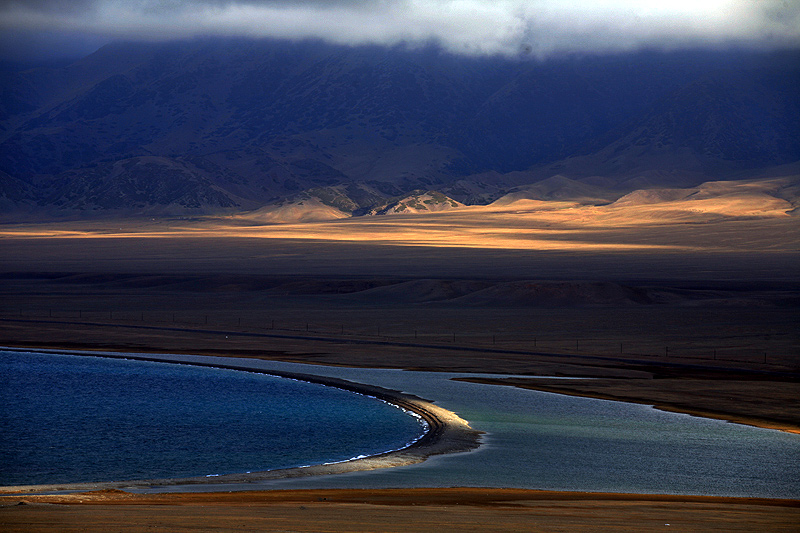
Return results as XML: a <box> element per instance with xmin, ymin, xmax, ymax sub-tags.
<box><xmin>148</xmin><ymin>356</ymin><xmax>800</xmax><ymax>499</ymax></box>
<box><xmin>3</xmin><ymin>350</ymin><xmax>799</xmax><ymax>498</ymax></box>
<box><xmin>0</xmin><ymin>350</ymin><xmax>426</xmax><ymax>486</ymax></box>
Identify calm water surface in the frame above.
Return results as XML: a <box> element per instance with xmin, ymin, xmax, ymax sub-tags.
<box><xmin>150</xmin><ymin>354</ymin><xmax>800</xmax><ymax>499</ymax></box>
<box><xmin>0</xmin><ymin>350</ymin><xmax>426</xmax><ymax>486</ymax></box>
<box><xmin>2</xmin><ymin>350</ymin><xmax>798</xmax><ymax>498</ymax></box>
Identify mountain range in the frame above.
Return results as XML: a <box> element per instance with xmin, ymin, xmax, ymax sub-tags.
<box><xmin>1</xmin><ymin>39</ymin><xmax>798</xmax><ymax>219</ymax></box>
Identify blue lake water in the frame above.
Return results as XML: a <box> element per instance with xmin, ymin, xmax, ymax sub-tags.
<box><xmin>0</xmin><ymin>350</ymin><xmax>426</xmax><ymax>486</ymax></box>
<box><xmin>135</xmin><ymin>355</ymin><xmax>800</xmax><ymax>499</ymax></box>
<box><xmin>2</xmin><ymin>350</ymin><xmax>799</xmax><ymax>498</ymax></box>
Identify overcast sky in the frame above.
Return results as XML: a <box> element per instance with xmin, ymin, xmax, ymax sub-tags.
<box><xmin>1</xmin><ymin>0</ymin><xmax>799</xmax><ymax>61</ymax></box>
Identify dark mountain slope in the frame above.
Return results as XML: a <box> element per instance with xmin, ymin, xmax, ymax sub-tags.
<box><xmin>458</xmin><ymin>50</ymin><xmax>753</xmax><ymax>173</ymax></box>
<box><xmin>1</xmin><ymin>40</ymin><xmax>797</xmax><ymax>217</ymax></box>
<box><xmin>540</xmin><ymin>55</ymin><xmax>800</xmax><ymax>182</ymax></box>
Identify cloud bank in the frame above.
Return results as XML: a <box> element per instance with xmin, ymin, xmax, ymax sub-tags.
<box><xmin>1</xmin><ymin>0</ymin><xmax>799</xmax><ymax>59</ymax></box>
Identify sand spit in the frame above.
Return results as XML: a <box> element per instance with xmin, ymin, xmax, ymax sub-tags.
<box><xmin>0</xmin><ymin>351</ymin><xmax>482</xmax><ymax>495</ymax></box>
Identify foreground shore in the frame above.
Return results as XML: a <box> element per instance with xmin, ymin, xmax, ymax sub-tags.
<box><xmin>2</xmin><ymin>488</ymin><xmax>798</xmax><ymax>532</ymax></box>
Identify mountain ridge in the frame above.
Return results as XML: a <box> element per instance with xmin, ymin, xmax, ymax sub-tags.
<box><xmin>1</xmin><ymin>39</ymin><xmax>797</xmax><ymax>219</ymax></box>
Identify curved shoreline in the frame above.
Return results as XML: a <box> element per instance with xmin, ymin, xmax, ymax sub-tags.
<box><xmin>0</xmin><ymin>349</ymin><xmax>483</xmax><ymax>495</ymax></box>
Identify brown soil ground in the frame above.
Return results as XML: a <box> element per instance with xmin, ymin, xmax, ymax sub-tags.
<box><xmin>2</xmin><ymin>488</ymin><xmax>798</xmax><ymax>533</ymax></box>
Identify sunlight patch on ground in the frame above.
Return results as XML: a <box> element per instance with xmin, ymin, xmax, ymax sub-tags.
<box><xmin>1</xmin><ymin>189</ymin><xmax>797</xmax><ymax>253</ymax></box>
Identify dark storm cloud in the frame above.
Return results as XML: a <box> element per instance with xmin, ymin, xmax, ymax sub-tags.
<box><xmin>1</xmin><ymin>1</ymin><xmax>799</xmax><ymax>59</ymax></box>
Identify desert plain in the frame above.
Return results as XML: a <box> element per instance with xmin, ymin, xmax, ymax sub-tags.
<box><xmin>1</xmin><ymin>182</ymin><xmax>799</xmax><ymax>531</ymax></box>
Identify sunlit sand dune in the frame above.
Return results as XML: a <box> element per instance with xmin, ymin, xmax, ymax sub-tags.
<box><xmin>240</xmin><ymin>198</ymin><xmax>350</xmax><ymax>223</ymax></box>
<box><xmin>3</xmin><ymin>176</ymin><xmax>796</xmax><ymax>255</ymax></box>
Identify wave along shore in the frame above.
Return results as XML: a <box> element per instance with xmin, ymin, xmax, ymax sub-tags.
<box><xmin>0</xmin><ymin>350</ymin><xmax>483</xmax><ymax>495</ymax></box>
